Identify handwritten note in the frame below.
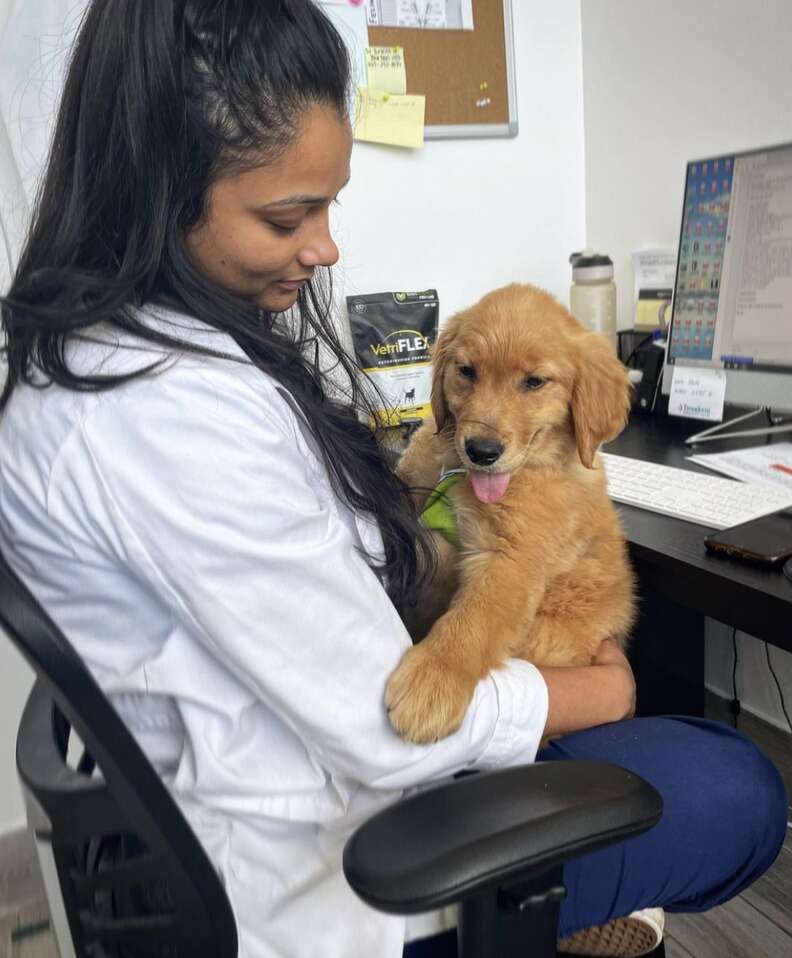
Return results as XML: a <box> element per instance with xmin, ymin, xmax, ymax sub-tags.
<box><xmin>354</xmin><ymin>87</ymin><xmax>425</xmax><ymax>149</ymax></box>
<box><xmin>365</xmin><ymin>46</ymin><xmax>407</xmax><ymax>95</ymax></box>
<box><xmin>668</xmin><ymin>366</ymin><xmax>727</xmax><ymax>422</ymax></box>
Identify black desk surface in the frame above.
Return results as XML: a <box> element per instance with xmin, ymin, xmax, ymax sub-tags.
<box><xmin>603</xmin><ymin>408</ymin><xmax>792</xmax><ymax>652</ymax></box>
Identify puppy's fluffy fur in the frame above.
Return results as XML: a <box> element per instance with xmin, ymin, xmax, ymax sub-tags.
<box><xmin>387</xmin><ymin>284</ymin><xmax>635</xmax><ymax>743</ymax></box>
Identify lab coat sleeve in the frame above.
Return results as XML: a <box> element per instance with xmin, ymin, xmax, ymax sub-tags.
<box><xmin>51</xmin><ymin>363</ymin><xmax>548</xmax><ymax>791</ymax></box>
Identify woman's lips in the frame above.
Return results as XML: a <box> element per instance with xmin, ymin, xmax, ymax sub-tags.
<box><xmin>276</xmin><ymin>279</ymin><xmax>310</xmax><ymax>291</ymax></box>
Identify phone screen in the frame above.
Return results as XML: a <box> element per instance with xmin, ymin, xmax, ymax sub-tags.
<box><xmin>706</xmin><ymin>507</ymin><xmax>792</xmax><ymax>562</ymax></box>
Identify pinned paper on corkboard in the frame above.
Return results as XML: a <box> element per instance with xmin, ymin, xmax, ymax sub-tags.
<box><xmin>365</xmin><ymin>46</ymin><xmax>407</xmax><ymax>95</ymax></box>
<box><xmin>355</xmin><ymin>88</ymin><xmax>426</xmax><ymax>149</ymax></box>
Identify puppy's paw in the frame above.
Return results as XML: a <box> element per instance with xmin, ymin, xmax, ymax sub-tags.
<box><xmin>385</xmin><ymin>643</ymin><xmax>476</xmax><ymax>744</ymax></box>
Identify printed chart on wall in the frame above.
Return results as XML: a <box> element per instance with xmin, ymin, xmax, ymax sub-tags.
<box><xmin>366</xmin><ymin>1</ymin><xmax>474</xmax><ymax>30</ymax></box>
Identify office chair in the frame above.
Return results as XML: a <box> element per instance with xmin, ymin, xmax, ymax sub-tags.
<box><xmin>0</xmin><ymin>549</ymin><xmax>238</xmax><ymax>958</ymax></box>
<box><xmin>1</xmin><ymin>548</ymin><xmax>663</xmax><ymax>958</ymax></box>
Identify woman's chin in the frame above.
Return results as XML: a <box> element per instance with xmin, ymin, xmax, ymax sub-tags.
<box><xmin>257</xmin><ymin>288</ymin><xmax>300</xmax><ymax>313</ymax></box>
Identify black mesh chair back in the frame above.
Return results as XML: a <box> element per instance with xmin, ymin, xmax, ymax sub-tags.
<box><xmin>0</xmin><ymin>549</ymin><xmax>238</xmax><ymax>958</ymax></box>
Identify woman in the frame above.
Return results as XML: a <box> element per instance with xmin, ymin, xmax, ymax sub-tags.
<box><xmin>0</xmin><ymin>2</ymin><xmax>785</xmax><ymax>956</ymax></box>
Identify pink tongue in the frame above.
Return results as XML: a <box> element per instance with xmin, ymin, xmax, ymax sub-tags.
<box><xmin>469</xmin><ymin>471</ymin><xmax>512</xmax><ymax>503</ymax></box>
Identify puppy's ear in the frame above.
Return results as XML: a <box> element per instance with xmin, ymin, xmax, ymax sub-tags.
<box><xmin>572</xmin><ymin>331</ymin><xmax>632</xmax><ymax>468</ymax></box>
<box><xmin>430</xmin><ymin>322</ymin><xmax>457</xmax><ymax>432</ymax></box>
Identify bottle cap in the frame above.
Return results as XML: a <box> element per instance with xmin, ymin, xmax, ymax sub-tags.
<box><xmin>571</xmin><ymin>250</ymin><xmax>614</xmax><ymax>281</ymax></box>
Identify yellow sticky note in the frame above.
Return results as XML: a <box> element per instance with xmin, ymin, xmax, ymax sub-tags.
<box><xmin>365</xmin><ymin>46</ymin><xmax>407</xmax><ymax>95</ymax></box>
<box><xmin>354</xmin><ymin>87</ymin><xmax>425</xmax><ymax>149</ymax></box>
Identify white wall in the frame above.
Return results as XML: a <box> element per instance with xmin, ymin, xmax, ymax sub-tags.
<box><xmin>581</xmin><ymin>0</ymin><xmax>792</xmax><ymax>730</ymax></box>
<box><xmin>0</xmin><ymin>2</ymin><xmax>586</xmax><ymax>835</ymax></box>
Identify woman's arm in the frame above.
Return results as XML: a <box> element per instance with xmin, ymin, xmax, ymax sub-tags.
<box><xmin>538</xmin><ymin>639</ymin><xmax>636</xmax><ymax>737</ymax></box>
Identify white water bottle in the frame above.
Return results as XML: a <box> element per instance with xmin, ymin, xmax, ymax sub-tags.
<box><xmin>569</xmin><ymin>249</ymin><xmax>618</xmax><ymax>351</ymax></box>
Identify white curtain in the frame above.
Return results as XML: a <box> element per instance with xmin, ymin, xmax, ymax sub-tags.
<box><xmin>0</xmin><ymin>0</ymin><xmax>87</xmax><ymax>293</ymax></box>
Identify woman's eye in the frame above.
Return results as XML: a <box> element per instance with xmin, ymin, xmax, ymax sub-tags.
<box><xmin>523</xmin><ymin>376</ymin><xmax>546</xmax><ymax>390</ymax></box>
<box><xmin>458</xmin><ymin>365</ymin><xmax>476</xmax><ymax>380</ymax></box>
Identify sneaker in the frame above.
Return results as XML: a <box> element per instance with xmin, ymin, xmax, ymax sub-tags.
<box><xmin>557</xmin><ymin>907</ymin><xmax>664</xmax><ymax>956</ymax></box>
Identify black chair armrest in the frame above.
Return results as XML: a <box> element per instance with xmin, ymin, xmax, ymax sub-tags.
<box><xmin>343</xmin><ymin>760</ymin><xmax>662</xmax><ymax>914</ymax></box>
<box><xmin>16</xmin><ymin>683</ymin><xmax>121</xmax><ymax>834</ymax></box>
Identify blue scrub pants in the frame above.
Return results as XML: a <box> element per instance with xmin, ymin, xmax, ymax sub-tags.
<box><xmin>403</xmin><ymin>717</ymin><xmax>788</xmax><ymax>957</ymax></box>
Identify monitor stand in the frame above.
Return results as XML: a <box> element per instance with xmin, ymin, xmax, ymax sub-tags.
<box><xmin>685</xmin><ymin>406</ymin><xmax>792</xmax><ymax>445</ymax></box>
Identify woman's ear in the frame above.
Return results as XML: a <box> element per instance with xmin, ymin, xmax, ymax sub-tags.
<box><xmin>572</xmin><ymin>331</ymin><xmax>632</xmax><ymax>468</ymax></box>
<box><xmin>430</xmin><ymin>321</ymin><xmax>457</xmax><ymax>432</ymax></box>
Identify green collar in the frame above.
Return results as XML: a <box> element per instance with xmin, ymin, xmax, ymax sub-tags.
<box><xmin>420</xmin><ymin>469</ymin><xmax>466</xmax><ymax>548</ymax></box>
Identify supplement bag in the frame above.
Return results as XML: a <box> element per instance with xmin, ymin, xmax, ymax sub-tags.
<box><xmin>347</xmin><ymin>289</ymin><xmax>439</xmax><ymax>426</ymax></box>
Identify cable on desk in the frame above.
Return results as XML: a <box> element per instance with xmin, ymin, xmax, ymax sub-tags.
<box><xmin>765</xmin><ymin>642</ymin><xmax>792</xmax><ymax>735</ymax></box>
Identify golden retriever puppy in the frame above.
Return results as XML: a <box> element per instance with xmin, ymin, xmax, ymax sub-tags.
<box><xmin>387</xmin><ymin>284</ymin><xmax>635</xmax><ymax>744</ymax></box>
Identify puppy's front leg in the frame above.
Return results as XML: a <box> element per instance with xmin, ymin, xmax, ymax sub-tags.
<box><xmin>386</xmin><ymin>552</ymin><xmax>546</xmax><ymax>743</ymax></box>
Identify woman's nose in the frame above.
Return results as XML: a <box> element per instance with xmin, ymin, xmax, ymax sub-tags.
<box><xmin>298</xmin><ymin>211</ymin><xmax>339</xmax><ymax>268</ymax></box>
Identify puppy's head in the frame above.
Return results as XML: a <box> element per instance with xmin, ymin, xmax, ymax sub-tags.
<box><xmin>432</xmin><ymin>284</ymin><xmax>630</xmax><ymax>502</ymax></box>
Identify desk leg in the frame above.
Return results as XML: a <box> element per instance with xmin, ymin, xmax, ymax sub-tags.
<box><xmin>631</xmin><ymin>576</ymin><xmax>705</xmax><ymax>718</ymax></box>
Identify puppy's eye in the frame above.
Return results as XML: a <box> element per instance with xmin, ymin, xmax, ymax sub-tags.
<box><xmin>523</xmin><ymin>376</ymin><xmax>546</xmax><ymax>391</ymax></box>
<box><xmin>458</xmin><ymin>365</ymin><xmax>476</xmax><ymax>380</ymax></box>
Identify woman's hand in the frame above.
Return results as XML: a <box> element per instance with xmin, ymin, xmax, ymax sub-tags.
<box><xmin>537</xmin><ymin>639</ymin><xmax>636</xmax><ymax>739</ymax></box>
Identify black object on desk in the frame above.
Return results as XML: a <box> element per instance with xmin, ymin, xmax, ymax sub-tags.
<box><xmin>604</xmin><ymin>404</ymin><xmax>792</xmax><ymax>717</ymax></box>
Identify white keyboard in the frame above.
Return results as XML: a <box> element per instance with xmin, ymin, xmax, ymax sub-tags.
<box><xmin>600</xmin><ymin>452</ymin><xmax>792</xmax><ymax>529</ymax></box>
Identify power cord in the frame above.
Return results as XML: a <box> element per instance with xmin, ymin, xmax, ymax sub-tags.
<box><xmin>730</xmin><ymin>627</ymin><xmax>740</xmax><ymax>728</ymax></box>
<box><xmin>765</xmin><ymin>642</ymin><xmax>792</xmax><ymax>735</ymax></box>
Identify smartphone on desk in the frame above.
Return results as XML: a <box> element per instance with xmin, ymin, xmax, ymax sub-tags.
<box><xmin>704</xmin><ymin>508</ymin><xmax>792</xmax><ymax>567</ymax></box>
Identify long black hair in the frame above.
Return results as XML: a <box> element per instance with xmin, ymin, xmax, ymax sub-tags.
<box><xmin>0</xmin><ymin>0</ymin><xmax>433</xmax><ymax>612</ymax></box>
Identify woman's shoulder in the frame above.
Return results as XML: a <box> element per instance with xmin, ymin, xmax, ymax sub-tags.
<box><xmin>65</xmin><ymin>305</ymin><xmax>301</xmax><ymax>432</ymax></box>
<box><xmin>0</xmin><ymin>306</ymin><xmax>315</xmax><ymax>491</ymax></box>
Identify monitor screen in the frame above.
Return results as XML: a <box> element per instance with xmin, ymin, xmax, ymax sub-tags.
<box><xmin>668</xmin><ymin>142</ymin><xmax>792</xmax><ymax>376</ymax></box>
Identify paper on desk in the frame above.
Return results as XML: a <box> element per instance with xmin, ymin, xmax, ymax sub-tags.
<box><xmin>668</xmin><ymin>365</ymin><xmax>726</xmax><ymax>422</ymax></box>
<box><xmin>354</xmin><ymin>87</ymin><xmax>425</xmax><ymax>148</ymax></box>
<box><xmin>365</xmin><ymin>46</ymin><xmax>407</xmax><ymax>95</ymax></box>
<box><xmin>688</xmin><ymin>442</ymin><xmax>792</xmax><ymax>493</ymax></box>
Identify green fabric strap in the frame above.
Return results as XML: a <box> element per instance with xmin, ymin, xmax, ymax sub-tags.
<box><xmin>420</xmin><ymin>470</ymin><xmax>465</xmax><ymax>548</ymax></box>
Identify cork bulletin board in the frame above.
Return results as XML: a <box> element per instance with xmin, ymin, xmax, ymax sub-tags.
<box><xmin>368</xmin><ymin>0</ymin><xmax>517</xmax><ymax>139</ymax></box>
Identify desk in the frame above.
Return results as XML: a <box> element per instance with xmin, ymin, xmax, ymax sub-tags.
<box><xmin>603</xmin><ymin>406</ymin><xmax>792</xmax><ymax>716</ymax></box>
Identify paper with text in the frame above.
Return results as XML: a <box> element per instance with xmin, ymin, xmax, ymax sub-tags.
<box><xmin>365</xmin><ymin>0</ymin><xmax>473</xmax><ymax>31</ymax></box>
<box><xmin>354</xmin><ymin>87</ymin><xmax>425</xmax><ymax>148</ymax></box>
<box><xmin>688</xmin><ymin>442</ymin><xmax>792</xmax><ymax>492</ymax></box>
<box><xmin>668</xmin><ymin>366</ymin><xmax>727</xmax><ymax>421</ymax></box>
<box><xmin>365</xmin><ymin>46</ymin><xmax>407</xmax><ymax>95</ymax></box>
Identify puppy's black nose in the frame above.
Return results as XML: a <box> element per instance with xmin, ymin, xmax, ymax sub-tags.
<box><xmin>465</xmin><ymin>437</ymin><xmax>504</xmax><ymax>466</ymax></box>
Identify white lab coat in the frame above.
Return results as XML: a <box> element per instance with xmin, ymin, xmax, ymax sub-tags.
<box><xmin>0</xmin><ymin>307</ymin><xmax>549</xmax><ymax>957</ymax></box>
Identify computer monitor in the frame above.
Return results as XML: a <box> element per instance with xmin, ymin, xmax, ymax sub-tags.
<box><xmin>663</xmin><ymin>141</ymin><xmax>792</xmax><ymax>419</ymax></box>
